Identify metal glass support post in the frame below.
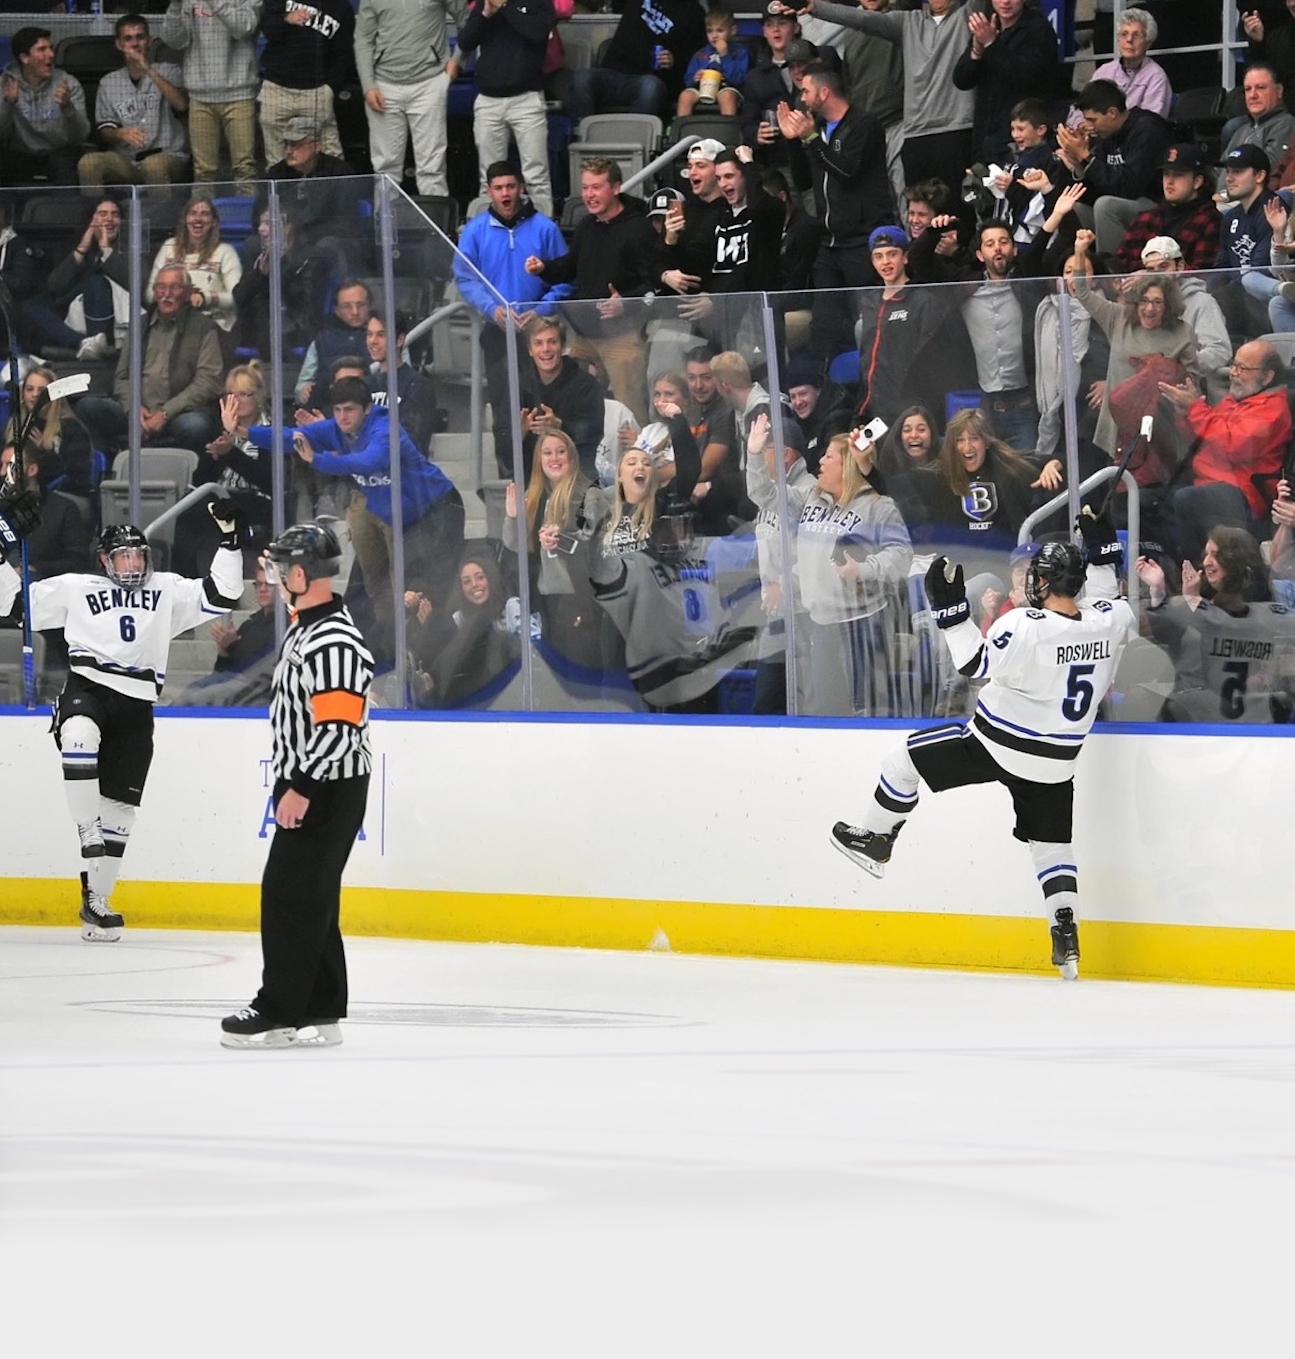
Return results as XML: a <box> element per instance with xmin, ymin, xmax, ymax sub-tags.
<box><xmin>267</xmin><ymin>181</ymin><xmax>288</xmax><ymax>652</ymax></box>
<box><xmin>1057</xmin><ymin>282</ymin><xmax>1083</xmax><ymax>535</ymax></box>
<box><xmin>760</xmin><ymin>295</ymin><xmax>799</xmax><ymax>717</ymax></box>
<box><xmin>470</xmin><ymin>309</ymin><xmax>485</xmax><ymax>485</ymax></box>
<box><xmin>503</xmin><ymin>310</ymin><xmax>534</xmax><ymax>709</ymax></box>
<box><xmin>126</xmin><ymin>187</ymin><xmax>145</xmax><ymax>527</ymax></box>
<box><xmin>377</xmin><ymin>177</ymin><xmax>408</xmax><ymax>706</ymax></box>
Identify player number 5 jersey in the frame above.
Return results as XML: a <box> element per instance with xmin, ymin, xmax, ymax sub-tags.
<box><xmin>945</xmin><ymin>567</ymin><xmax>1137</xmax><ymax>783</ymax></box>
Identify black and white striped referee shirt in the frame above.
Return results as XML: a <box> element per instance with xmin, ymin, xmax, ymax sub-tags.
<box><xmin>271</xmin><ymin>596</ymin><xmax>374</xmax><ymax>792</ymax></box>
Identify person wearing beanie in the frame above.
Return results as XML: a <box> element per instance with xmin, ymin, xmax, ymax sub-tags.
<box><xmin>784</xmin><ymin>353</ymin><xmax>853</xmax><ymax>474</ymax></box>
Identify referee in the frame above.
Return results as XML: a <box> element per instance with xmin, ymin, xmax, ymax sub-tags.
<box><xmin>222</xmin><ymin>521</ymin><xmax>374</xmax><ymax>1050</ymax></box>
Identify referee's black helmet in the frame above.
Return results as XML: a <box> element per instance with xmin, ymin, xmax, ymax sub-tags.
<box><xmin>1025</xmin><ymin>541</ymin><xmax>1085</xmax><ymax>608</ymax></box>
<box><xmin>264</xmin><ymin>521</ymin><xmax>342</xmax><ymax>582</ymax></box>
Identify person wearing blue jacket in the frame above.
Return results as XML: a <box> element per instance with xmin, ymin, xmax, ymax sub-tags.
<box><xmin>454</xmin><ymin>160</ymin><xmax>573</xmax><ymax>475</ymax></box>
<box><xmin>246</xmin><ymin>377</ymin><xmax>465</xmax><ymax>651</ymax></box>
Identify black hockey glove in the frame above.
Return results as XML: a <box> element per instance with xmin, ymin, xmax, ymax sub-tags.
<box><xmin>207</xmin><ymin>496</ymin><xmax>245</xmax><ymax>551</ymax></box>
<box><xmin>1075</xmin><ymin>504</ymin><xmax>1122</xmax><ymax>570</ymax></box>
<box><xmin>925</xmin><ymin>556</ymin><xmax>970</xmax><ymax>629</ymax></box>
<box><xmin>0</xmin><ymin>489</ymin><xmax>41</xmax><ymax>556</ymax></box>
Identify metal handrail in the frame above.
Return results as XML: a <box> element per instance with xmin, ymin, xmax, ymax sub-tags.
<box><xmin>144</xmin><ymin>482</ymin><xmax>218</xmax><ymax>540</ymax></box>
<box><xmin>1019</xmin><ymin>466</ymin><xmax>1141</xmax><ymax>615</ymax></box>
<box><xmin>623</xmin><ymin>136</ymin><xmax>697</xmax><ymax>196</ymax></box>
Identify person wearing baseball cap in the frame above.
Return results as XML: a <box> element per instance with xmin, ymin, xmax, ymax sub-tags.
<box><xmin>1112</xmin><ymin>142</ymin><xmax>1219</xmax><ymax>274</ymax></box>
<box><xmin>740</xmin><ymin>5</ymin><xmax>816</xmax><ymax>198</ymax></box>
<box><xmin>1214</xmin><ymin>138</ymin><xmax>1279</xmax><ymax>335</ymax></box>
<box><xmin>647</xmin><ymin>187</ymin><xmax>685</xmax><ymax>219</ymax></box>
<box><xmin>658</xmin><ymin>140</ymin><xmax>727</xmax><ymax>297</ymax></box>
<box><xmin>1128</xmin><ymin>234</ymin><xmax>1232</xmax><ymax>390</ymax></box>
<box><xmin>857</xmin><ymin>220</ymin><xmax>949</xmax><ymax>430</ymax></box>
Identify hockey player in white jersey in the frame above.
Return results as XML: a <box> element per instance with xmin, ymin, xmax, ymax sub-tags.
<box><xmin>0</xmin><ymin>504</ymin><xmax>245</xmax><ymax>940</ymax></box>
<box><xmin>830</xmin><ymin>508</ymin><xmax>1137</xmax><ymax>978</ymax></box>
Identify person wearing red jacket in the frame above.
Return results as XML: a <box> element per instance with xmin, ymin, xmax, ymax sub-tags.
<box><xmin>1159</xmin><ymin>339</ymin><xmax>1293</xmax><ymax>564</ymax></box>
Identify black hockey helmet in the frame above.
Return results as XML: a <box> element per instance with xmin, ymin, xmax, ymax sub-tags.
<box><xmin>98</xmin><ymin>523</ymin><xmax>151</xmax><ymax>588</ymax></box>
<box><xmin>1025</xmin><ymin>540</ymin><xmax>1085</xmax><ymax>608</ymax></box>
<box><xmin>263</xmin><ymin>520</ymin><xmax>342</xmax><ymax>583</ymax></box>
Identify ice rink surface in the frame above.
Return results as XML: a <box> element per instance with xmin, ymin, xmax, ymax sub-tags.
<box><xmin>2</xmin><ymin>925</ymin><xmax>1292</xmax><ymax>1356</ymax></box>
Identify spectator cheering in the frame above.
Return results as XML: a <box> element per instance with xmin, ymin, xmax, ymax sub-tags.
<box><xmin>78</xmin><ymin>14</ymin><xmax>190</xmax><ymax>193</ymax></box>
<box><xmin>0</xmin><ymin>27</ymin><xmax>91</xmax><ymax>185</ymax></box>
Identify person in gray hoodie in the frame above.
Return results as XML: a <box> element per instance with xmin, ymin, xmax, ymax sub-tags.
<box><xmin>163</xmin><ymin>0</ymin><xmax>263</xmax><ymax>183</ymax></box>
<box><xmin>798</xmin><ymin>0</ymin><xmax>974</xmax><ymax>195</ymax></box>
<box><xmin>355</xmin><ymin>0</ymin><xmax>466</xmax><ymax>198</ymax></box>
<box><xmin>0</xmin><ymin>27</ymin><xmax>91</xmax><ymax>185</ymax></box>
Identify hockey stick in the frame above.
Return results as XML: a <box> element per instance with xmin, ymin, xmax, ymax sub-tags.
<box><xmin>1094</xmin><ymin>414</ymin><xmax>1153</xmax><ymax>519</ymax></box>
<box><xmin>0</xmin><ymin>274</ymin><xmax>37</xmax><ymax>708</ymax></box>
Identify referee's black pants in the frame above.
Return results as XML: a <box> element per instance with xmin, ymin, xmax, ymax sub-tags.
<box><xmin>255</xmin><ymin>774</ymin><xmax>370</xmax><ymax>1027</ymax></box>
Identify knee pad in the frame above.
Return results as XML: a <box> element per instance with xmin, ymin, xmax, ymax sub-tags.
<box><xmin>59</xmin><ymin>715</ymin><xmax>102</xmax><ymax>778</ymax></box>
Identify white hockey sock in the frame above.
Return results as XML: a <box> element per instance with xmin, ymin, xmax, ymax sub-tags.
<box><xmin>1029</xmin><ymin>840</ymin><xmax>1079</xmax><ymax>924</ymax></box>
<box><xmin>59</xmin><ymin>715</ymin><xmax>102</xmax><ymax>827</ymax></box>
<box><xmin>88</xmin><ymin>799</ymin><xmax>137</xmax><ymax>898</ymax></box>
<box><xmin>862</xmin><ymin>743</ymin><xmax>921</xmax><ymax>835</ymax></box>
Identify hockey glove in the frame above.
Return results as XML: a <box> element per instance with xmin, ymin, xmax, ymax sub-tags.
<box><xmin>924</xmin><ymin>556</ymin><xmax>970</xmax><ymax>629</ymax></box>
<box><xmin>0</xmin><ymin>489</ymin><xmax>41</xmax><ymax>556</ymax></box>
<box><xmin>207</xmin><ymin>497</ymin><xmax>245</xmax><ymax>550</ymax></box>
<box><xmin>1075</xmin><ymin>504</ymin><xmax>1122</xmax><ymax>570</ymax></box>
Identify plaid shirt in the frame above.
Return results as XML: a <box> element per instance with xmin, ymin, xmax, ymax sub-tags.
<box><xmin>1115</xmin><ymin>197</ymin><xmax>1221</xmax><ymax>274</ymax></box>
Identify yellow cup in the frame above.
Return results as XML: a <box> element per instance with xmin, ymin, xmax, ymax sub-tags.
<box><xmin>698</xmin><ymin>67</ymin><xmax>722</xmax><ymax>103</ymax></box>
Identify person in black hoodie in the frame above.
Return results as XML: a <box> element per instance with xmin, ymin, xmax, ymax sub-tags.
<box><xmin>567</xmin><ymin>0</ymin><xmax>707</xmax><ymax>123</ymax></box>
<box><xmin>526</xmin><ymin>156</ymin><xmax>657</xmax><ymax>421</ymax></box>
<box><xmin>516</xmin><ymin>314</ymin><xmax>605</xmax><ymax>482</ymax></box>
<box><xmin>1054</xmin><ymin>78</ymin><xmax>1172</xmax><ymax>257</ymax></box>
<box><xmin>453</xmin><ymin>0</ymin><xmax>554</xmax><ymax>216</ymax></box>
<box><xmin>777</xmin><ymin>60</ymin><xmax>894</xmax><ymax>365</ymax></box>
<box><xmin>257</xmin><ymin>0</ymin><xmax>356</xmax><ymax>166</ymax></box>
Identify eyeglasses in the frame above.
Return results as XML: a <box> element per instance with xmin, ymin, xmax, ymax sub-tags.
<box><xmin>1229</xmin><ymin>360</ymin><xmax>1266</xmax><ymax>373</ymax></box>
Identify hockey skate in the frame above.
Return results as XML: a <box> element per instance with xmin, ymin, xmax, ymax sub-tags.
<box><xmin>296</xmin><ymin>1020</ymin><xmax>343</xmax><ymax>1048</ymax></box>
<box><xmin>79</xmin><ymin>873</ymin><xmax>123</xmax><ymax>942</ymax></box>
<box><xmin>1051</xmin><ymin>907</ymin><xmax>1080</xmax><ymax>981</ymax></box>
<box><xmin>77</xmin><ymin>819</ymin><xmax>105</xmax><ymax>858</ymax></box>
<box><xmin>830</xmin><ymin>821</ymin><xmax>902</xmax><ymax>879</ymax></box>
<box><xmin>219</xmin><ymin>1007</ymin><xmax>298</xmax><ymax>1049</ymax></box>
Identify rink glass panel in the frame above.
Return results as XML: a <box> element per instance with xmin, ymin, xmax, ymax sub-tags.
<box><xmin>9</xmin><ymin>172</ymin><xmax>1290</xmax><ymax>730</ymax></box>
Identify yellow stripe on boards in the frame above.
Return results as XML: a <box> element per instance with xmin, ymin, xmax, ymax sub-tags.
<box><xmin>5</xmin><ymin>880</ymin><xmax>1295</xmax><ymax>989</ymax></box>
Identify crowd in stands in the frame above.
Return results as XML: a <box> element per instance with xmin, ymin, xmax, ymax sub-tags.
<box><xmin>5</xmin><ymin>2</ymin><xmax>1295</xmax><ymax>725</ymax></box>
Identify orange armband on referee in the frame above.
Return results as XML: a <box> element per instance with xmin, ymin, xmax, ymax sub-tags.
<box><xmin>311</xmin><ymin>689</ymin><xmax>367</xmax><ymax>726</ymax></box>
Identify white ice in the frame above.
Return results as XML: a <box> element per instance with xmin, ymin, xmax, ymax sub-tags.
<box><xmin>2</xmin><ymin>926</ymin><xmax>1291</xmax><ymax>1355</ymax></box>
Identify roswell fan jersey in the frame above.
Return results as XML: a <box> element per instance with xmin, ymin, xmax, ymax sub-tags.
<box><xmin>1168</xmin><ymin>599</ymin><xmax>1295</xmax><ymax>724</ymax></box>
<box><xmin>942</xmin><ymin>565</ymin><xmax>1138</xmax><ymax>783</ymax></box>
<box><xmin>0</xmin><ymin>546</ymin><xmax>243</xmax><ymax>702</ymax></box>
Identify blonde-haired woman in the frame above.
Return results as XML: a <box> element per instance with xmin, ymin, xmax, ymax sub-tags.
<box><xmin>173</xmin><ymin>362</ymin><xmax>274</xmax><ymax>576</ymax></box>
<box><xmin>752</xmin><ymin>415</ymin><xmax>913</xmax><ymax>715</ymax></box>
<box><xmin>3</xmin><ymin>365</ymin><xmax>95</xmax><ymax>500</ymax></box>
<box><xmin>148</xmin><ymin>196</ymin><xmax>242</xmax><ymax>332</ymax></box>
<box><xmin>502</xmin><ymin>428</ymin><xmax>609</xmax><ymax>675</ymax></box>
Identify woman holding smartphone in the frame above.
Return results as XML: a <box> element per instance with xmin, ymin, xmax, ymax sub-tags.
<box><xmin>749</xmin><ymin>415</ymin><xmax>913</xmax><ymax>716</ymax></box>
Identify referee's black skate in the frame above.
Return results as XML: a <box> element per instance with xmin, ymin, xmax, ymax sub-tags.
<box><xmin>830</xmin><ymin>821</ymin><xmax>902</xmax><ymax>879</ymax></box>
<box><xmin>79</xmin><ymin>873</ymin><xmax>123</xmax><ymax>942</ymax></box>
<box><xmin>219</xmin><ymin>1007</ymin><xmax>299</xmax><ymax>1049</ymax></box>
<box><xmin>1051</xmin><ymin>907</ymin><xmax>1080</xmax><ymax>981</ymax></box>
